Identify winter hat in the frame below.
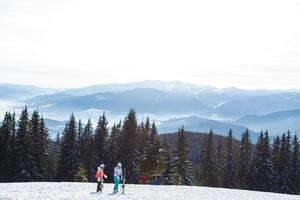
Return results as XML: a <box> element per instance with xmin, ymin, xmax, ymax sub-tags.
<box><xmin>100</xmin><ymin>164</ymin><xmax>105</xmax><ymax>168</ymax></box>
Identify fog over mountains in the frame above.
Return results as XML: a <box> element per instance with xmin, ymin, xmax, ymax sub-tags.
<box><xmin>1</xmin><ymin>80</ymin><xmax>300</xmax><ymax>140</ymax></box>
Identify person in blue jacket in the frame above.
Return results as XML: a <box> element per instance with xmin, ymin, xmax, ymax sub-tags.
<box><xmin>113</xmin><ymin>162</ymin><xmax>123</xmax><ymax>193</ymax></box>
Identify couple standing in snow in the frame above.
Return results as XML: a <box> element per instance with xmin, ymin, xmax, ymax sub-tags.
<box><xmin>95</xmin><ymin>162</ymin><xmax>123</xmax><ymax>193</ymax></box>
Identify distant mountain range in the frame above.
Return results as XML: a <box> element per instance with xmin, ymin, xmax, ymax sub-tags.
<box><xmin>0</xmin><ymin>83</ymin><xmax>60</xmax><ymax>101</ymax></box>
<box><xmin>157</xmin><ymin>116</ymin><xmax>259</xmax><ymax>140</ymax></box>
<box><xmin>44</xmin><ymin>118</ymin><xmax>66</xmax><ymax>137</ymax></box>
<box><xmin>63</xmin><ymin>80</ymin><xmax>213</xmax><ymax>95</ymax></box>
<box><xmin>236</xmin><ymin>109</ymin><xmax>300</xmax><ymax>136</ymax></box>
<box><xmin>1</xmin><ymin>80</ymin><xmax>300</xmax><ymax>139</ymax></box>
<box><xmin>27</xmin><ymin>88</ymin><xmax>211</xmax><ymax>115</ymax></box>
<box><xmin>216</xmin><ymin>92</ymin><xmax>300</xmax><ymax>118</ymax></box>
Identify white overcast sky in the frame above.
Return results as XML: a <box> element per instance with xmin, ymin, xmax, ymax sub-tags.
<box><xmin>0</xmin><ymin>0</ymin><xmax>300</xmax><ymax>89</ymax></box>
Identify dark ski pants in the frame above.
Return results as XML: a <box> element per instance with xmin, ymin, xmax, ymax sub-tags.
<box><xmin>96</xmin><ymin>180</ymin><xmax>103</xmax><ymax>192</ymax></box>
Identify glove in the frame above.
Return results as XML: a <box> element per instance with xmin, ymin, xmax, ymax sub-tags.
<box><xmin>104</xmin><ymin>175</ymin><xmax>107</xmax><ymax>179</ymax></box>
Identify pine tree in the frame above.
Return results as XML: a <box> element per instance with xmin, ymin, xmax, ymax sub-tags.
<box><xmin>78</xmin><ymin>119</ymin><xmax>83</xmax><ymax>143</ymax></box>
<box><xmin>80</xmin><ymin>119</ymin><xmax>95</xmax><ymax>181</ymax></box>
<box><xmin>78</xmin><ymin>119</ymin><xmax>83</xmax><ymax>163</ymax></box>
<box><xmin>0</xmin><ymin>112</ymin><xmax>14</xmax><ymax>182</ymax></box>
<box><xmin>144</xmin><ymin>118</ymin><xmax>151</xmax><ymax>144</ymax></box>
<box><xmin>118</xmin><ymin>109</ymin><xmax>139</xmax><ymax>183</ymax></box>
<box><xmin>171</xmin><ymin>127</ymin><xmax>194</xmax><ymax>185</ymax></box>
<box><xmin>41</xmin><ymin>122</ymin><xmax>55</xmax><ymax>181</ymax></box>
<box><xmin>140</xmin><ymin>122</ymin><xmax>161</xmax><ymax>178</ymax></box>
<box><xmin>74</xmin><ymin>164</ymin><xmax>88</xmax><ymax>182</ymax></box>
<box><xmin>9</xmin><ymin>112</ymin><xmax>17</xmax><ymax>181</ymax></box>
<box><xmin>252</xmin><ymin>130</ymin><xmax>274</xmax><ymax>192</ymax></box>
<box><xmin>150</xmin><ymin>122</ymin><xmax>162</xmax><ymax>173</ymax></box>
<box><xmin>237</xmin><ymin>129</ymin><xmax>252</xmax><ymax>189</ymax></box>
<box><xmin>252</xmin><ymin>131</ymin><xmax>263</xmax><ymax>190</ymax></box>
<box><xmin>161</xmin><ymin>137</ymin><xmax>173</xmax><ymax>185</ymax></box>
<box><xmin>94</xmin><ymin>113</ymin><xmax>109</xmax><ymax>165</ymax></box>
<box><xmin>14</xmin><ymin>107</ymin><xmax>34</xmax><ymax>181</ymax></box>
<box><xmin>54</xmin><ymin>132</ymin><xmax>61</xmax><ymax>181</ymax></box>
<box><xmin>115</xmin><ymin>120</ymin><xmax>123</xmax><ymax>158</ymax></box>
<box><xmin>222</xmin><ymin>129</ymin><xmax>236</xmax><ymax>188</ymax></box>
<box><xmin>58</xmin><ymin>114</ymin><xmax>80</xmax><ymax>181</ymax></box>
<box><xmin>106</xmin><ymin>123</ymin><xmax>121</xmax><ymax>182</ymax></box>
<box><xmin>137</xmin><ymin>118</ymin><xmax>151</xmax><ymax>157</ymax></box>
<box><xmin>271</xmin><ymin>136</ymin><xmax>281</xmax><ymax>192</ymax></box>
<box><xmin>157</xmin><ymin>137</ymin><xmax>169</xmax><ymax>182</ymax></box>
<box><xmin>278</xmin><ymin>131</ymin><xmax>293</xmax><ymax>194</ymax></box>
<box><xmin>291</xmin><ymin>134</ymin><xmax>300</xmax><ymax>194</ymax></box>
<box><xmin>215</xmin><ymin>136</ymin><xmax>224</xmax><ymax>187</ymax></box>
<box><xmin>28</xmin><ymin>110</ymin><xmax>42</xmax><ymax>181</ymax></box>
<box><xmin>163</xmin><ymin>150</ymin><xmax>178</xmax><ymax>185</ymax></box>
<box><xmin>199</xmin><ymin>129</ymin><xmax>218</xmax><ymax>187</ymax></box>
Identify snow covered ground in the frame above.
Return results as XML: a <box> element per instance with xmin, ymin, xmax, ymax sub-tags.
<box><xmin>0</xmin><ymin>182</ymin><xmax>299</xmax><ymax>200</ymax></box>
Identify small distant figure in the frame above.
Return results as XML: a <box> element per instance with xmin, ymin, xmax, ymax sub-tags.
<box><xmin>140</xmin><ymin>175</ymin><xmax>147</xmax><ymax>184</ymax></box>
<box><xmin>95</xmin><ymin>164</ymin><xmax>107</xmax><ymax>193</ymax></box>
<box><xmin>113</xmin><ymin>162</ymin><xmax>123</xmax><ymax>193</ymax></box>
<box><xmin>155</xmin><ymin>175</ymin><xmax>161</xmax><ymax>185</ymax></box>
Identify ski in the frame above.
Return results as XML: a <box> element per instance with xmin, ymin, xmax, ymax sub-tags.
<box><xmin>122</xmin><ymin>168</ymin><xmax>126</xmax><ymax>194</ymax></box>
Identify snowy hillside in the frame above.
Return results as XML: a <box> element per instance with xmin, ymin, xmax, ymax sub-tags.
<box><xmin>0</xmin><ymin>182</ymin><xmax>299</xmax><ymax>200</ymax></box>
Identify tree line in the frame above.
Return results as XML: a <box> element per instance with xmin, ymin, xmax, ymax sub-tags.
<box><xmin>196</xmin><ymin>129</ymin><xmax>300</xmax><ymax>195</ymax></box>
<box><xmin>0</xmin><ymin>107</ymin><xmax>194</xmax><ymax>185</ymax></box>
<box><xmin>0</xmin><ymin>107</ymin><xmax>299</xmax><ymax>195</ymax></box>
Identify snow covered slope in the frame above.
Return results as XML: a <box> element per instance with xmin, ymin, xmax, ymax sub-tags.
<box><xmin>0</xmin><ymin>182</ymin><xmax>299</xmax><ymax>200</ymax></box>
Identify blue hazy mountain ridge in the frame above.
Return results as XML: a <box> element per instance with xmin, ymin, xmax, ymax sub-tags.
<box><xmin>236</xmin><ymin>109</ymin><xmax>300</xmax><ymax>135</ymax></box>
<box><xmin>63</xmin><ymin>80</ymin><xmax>216</xmax><ymax>95</ymax></box>
<box><xmin>44</xmin><ymin>118</ymin><xmax>67</xmax><ymax>137</ymax></box>
<box><xmin>27</xmin><ymin>92</ymin><xmax>74</xmax><ymax>105</ymax></box>
<box><xmin>27</xmin><ymin>88</ymin><xmax>212</xmax><ymax>114</ymax></box>
<box><xmin>62</xmin><ymin>81</ymin><xmax>281</xmax><ymax>108</ymax></box>
<box><xmin>0</xmin><ymin>83</ymin><xmax>59</xmax><ymax>101</ymax></box>
<box><xmin>216</xmin><ymin>92</ymin><xmax>300</xmax><ymax>118</ymax></box>
<box><xmin>26</xmin><ymin>84</ymin><xmax>300</xmax><ymax>120</ymax></box>
<box><xmin>1</xmin><ymin>81</ymin><xmax>300</xmax><ymax>138</ymax></box>
<box><xmin>157</xmin><ymin>116</ymin><xmax>259</xmax><ymax>140</ymax></box>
